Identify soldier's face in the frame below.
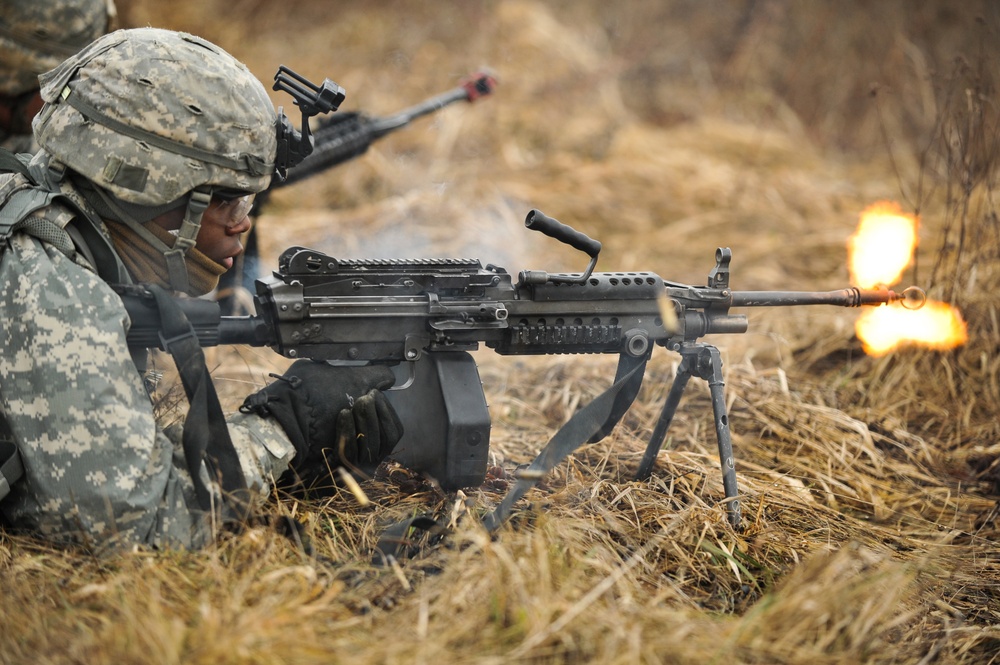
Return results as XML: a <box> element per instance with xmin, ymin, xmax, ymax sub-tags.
<box><xmin>194</xmin><ymin>194</ymin><xmax>255</xmax><ymax>270</ymax></box>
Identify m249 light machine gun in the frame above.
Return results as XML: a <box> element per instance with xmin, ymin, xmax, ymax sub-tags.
<box><xmin>124</xmin><ymin>211</ymin><xmax>925</xmax><ymax>529</ymax></box>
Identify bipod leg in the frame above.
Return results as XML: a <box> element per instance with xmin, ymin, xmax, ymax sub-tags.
<box><xmin>637</xmin><ymin>343</ymin><xmax>742</xmax><ymax>530</ymax></box>
<box><xmin>635</xmin><ymin>353</ymin><xmax>694</xmax><ymax>481</ymax></box>
<box><xmin>697</xmin><ymin>344</ymin><xmax>741</xmax><ymax>530</ymax></box>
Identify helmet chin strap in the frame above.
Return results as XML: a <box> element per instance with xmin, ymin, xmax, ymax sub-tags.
<box><xmin>163</xmin><ymin>188</ymin><xmax>211</xmax><ymax>294</ymax></box>
<box><xmin>87</xmin><ymin>183</ymin><xmax>212</xmax><ymax>293</ymax></box>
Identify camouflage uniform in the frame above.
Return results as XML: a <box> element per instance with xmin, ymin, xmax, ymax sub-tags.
<box><xmin>0</xmin><ymin>29</ymin><xmax>297</xmax><ymax>550</ymax></box>
<box><xmin>0</xmin><ymin>0</ymin><xmax>115</xmax><ymax>152</ymax></box>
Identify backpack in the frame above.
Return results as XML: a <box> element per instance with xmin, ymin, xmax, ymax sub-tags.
<box><xmin>0</xmin><ymin>148</ymin><xmax>126</xmax><ymax>501</ymax></box>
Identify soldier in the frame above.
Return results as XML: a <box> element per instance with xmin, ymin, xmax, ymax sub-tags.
<box><xmin>0</xmin><ymin>0</ymin><xmax>117</xmax><ymax>153</ymax></box>
<box><xmin>0</xmin><ymin>27</ymin><xmax>402</xmax><ymax>550</ymax></box>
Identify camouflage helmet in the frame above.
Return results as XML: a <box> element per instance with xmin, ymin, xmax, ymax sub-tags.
<box><xmin>0</xmin><ymin>0</ymin><xmax>115</xmax><ymax>97</ymax></box>
<box><xmin>33</xmin><ymin>27</ymin><xmax>277</xmax><ymax>206</ymax></box>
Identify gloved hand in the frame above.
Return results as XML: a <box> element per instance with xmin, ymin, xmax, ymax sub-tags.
<box><xmin>240</xmin><ymin>360</ymin><xmax>403</xmax><ymax>489</ymax></box>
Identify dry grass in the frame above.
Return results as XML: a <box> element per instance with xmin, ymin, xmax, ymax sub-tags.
<box><xmin>3</xmin><ymin>1</ymin><xmax>1000</xmax><ymax>663</ymax></box>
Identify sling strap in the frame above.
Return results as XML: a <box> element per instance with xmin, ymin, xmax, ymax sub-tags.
<box><xmin>142</xmin><ymin>284</ymin><xmax>252</xmax><ymax>522</ymax></box>
<box><xmin>481</xmin><ymin>355</ymin><xmax>648</xmax><ymax>532</ymax></box>
<box><xmin>0</xmin><ymin>149</ymin><xmax>29</xmax><ymax>177</ymax></box>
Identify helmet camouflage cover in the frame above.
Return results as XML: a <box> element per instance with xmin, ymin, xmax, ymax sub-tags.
<box><xmin>33</xmin><ymin>27</ymin><xmax>277</xmax><ymax>206</ymax></box>
<box><xmin>0</xmin><ymin>0</ymin><xmax>114</xmax><ymax>97</ymax></box>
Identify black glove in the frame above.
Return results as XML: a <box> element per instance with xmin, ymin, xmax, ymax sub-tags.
<box><xmin>240</xmin><ymin>360</ymin><xmax>403</xmax><ymax>489</ymax></box>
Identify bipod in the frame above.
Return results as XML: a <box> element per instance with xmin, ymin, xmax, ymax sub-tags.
<box><xmin>636</xmin><ymin>342</ymin><xmax>741</xmax><ymax>530</ymax></box>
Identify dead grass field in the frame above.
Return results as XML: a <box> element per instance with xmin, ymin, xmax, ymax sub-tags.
<box><xmin>2</xmin><ymin>1</ymin><xmax>999</xmax><ymax>663</ymax></box>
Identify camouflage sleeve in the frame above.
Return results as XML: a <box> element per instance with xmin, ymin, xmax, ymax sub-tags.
<box><xmin>160</xmin><ymin>412</ymin><xmax>296</xmax><ymax>501</ymax></box>
<box><xmin>0</xmin><ymin>233</ymin><xmax>295</xmax><ymax>549</ymax></box>
<box><xmin>225</xmin><ymin>413</ymin><xmax>296</xmax><ymax>491</ymax></box>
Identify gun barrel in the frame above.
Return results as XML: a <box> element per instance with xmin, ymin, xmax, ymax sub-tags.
<box><xmin>368</xmin><ymin>70</ymin><xmax>497</xmax><ymax>137</ymax></box>
<box><xmin>730</xmin><ymin>287</ymin><xmax>906</xmax><ymax>308</ymax></box>
<box><xmin>368</xmin><ymin>87</ymin><xmax>472</xmax><ymax>138</ymax></box>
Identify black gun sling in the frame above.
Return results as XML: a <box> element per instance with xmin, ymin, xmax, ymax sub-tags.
<box><xmin>143</xmin><ymin>284</ymin><xmax>252</xmax><ymax>522</ymax></box>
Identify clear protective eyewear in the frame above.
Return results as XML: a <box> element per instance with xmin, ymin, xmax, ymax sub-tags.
<box><xmin>214</xmin><ymin>192</ymin><xmax>256</xmax><ymax>226</ymax></box>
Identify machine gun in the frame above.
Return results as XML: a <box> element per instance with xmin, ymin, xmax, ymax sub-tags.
<box><xmin>266</xmin><ymin>69</ymin><xmax>497</xmax><ymax>194</ymax></box>
<box><xmin>124</xmin><ymin>210</ymin><xmax>924</xmax><ymax>529</ymax></box>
